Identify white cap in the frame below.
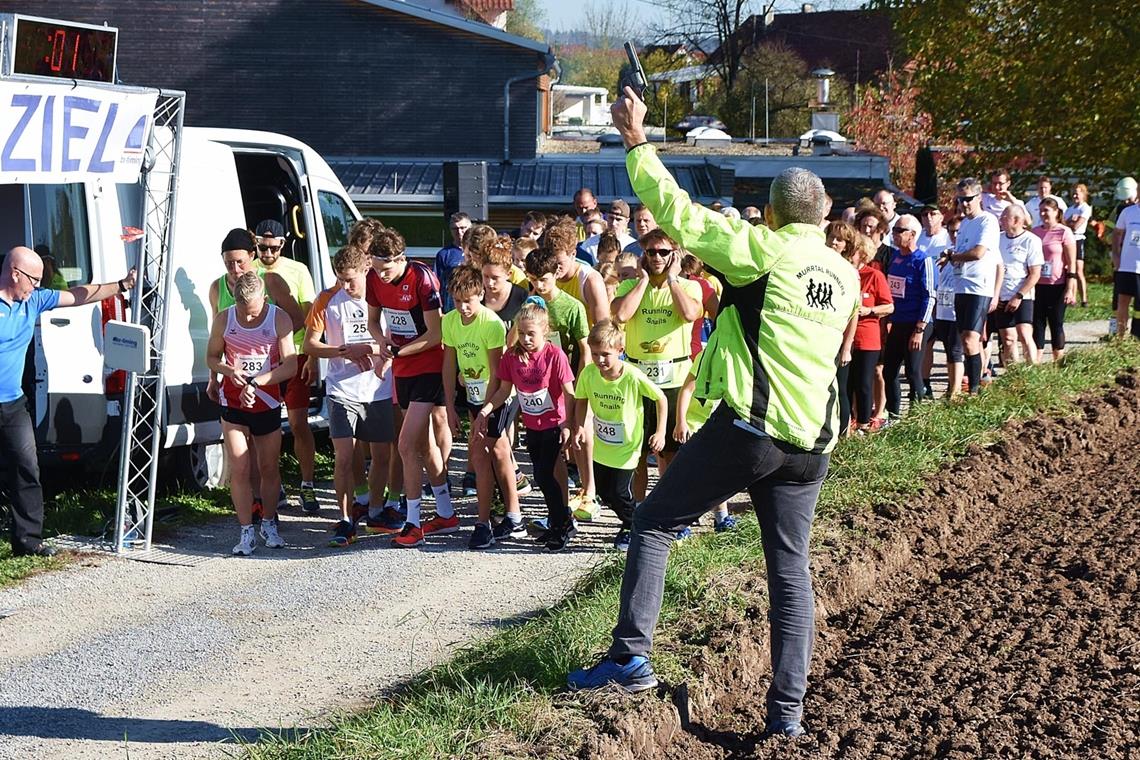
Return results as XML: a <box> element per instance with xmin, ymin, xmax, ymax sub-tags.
<box><xmin>1116</xmin><ymin>176</ymin><xmax>1138</xmax><ymax>201</ymax></box>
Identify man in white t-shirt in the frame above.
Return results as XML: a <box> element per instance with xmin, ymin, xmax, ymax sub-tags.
<box><xmin>1025</xmin><ymin>175</ymin><xmax>1068</xmax><ymax>228</ymax></box>
<box><xmin>917</xmin><ymin>204</ymin><xmax>952</xmax><ymax>258</ymax></box>
<box><xmin>981</xmin><ymin>169</ymin><xmax>1028</xmax><ymax>219</ymax></box>
<box><xmin>1111</xmin><ymin>200</ymin><xmax>1140</xmax><ymax>338</ymax></box>
<box><xmin>939</xmin><ymin>177</ymin><xmax>1004</xmax><ymax>393</ymax></box>
<box><xmin>580</xmin><ymin>199</ymin><xmax>637</xmax><ymax>261</ymax></box>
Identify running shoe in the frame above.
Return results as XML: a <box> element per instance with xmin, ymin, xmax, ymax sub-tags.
<box><xmin>422</xmin><ymin>513</ymin><xmax>461</xmax><ymax>536</ymax></box>
<box><xmin>232</xmin><ymin>526</ymin><xmax>257</xmax><ymax>556</ymax></box>
<box><xmin>527</xmin><ymin>517</ymin><xmax>549</xmax><ymax>538</ymax></box>
<box><xmin>922</xmin><ymin>382</ymin><xmax>934</xmax><ymax>400</ymax></box>
<box><xmin>570</xmin><ymin>490</ymin><xmax>600</xmax><ymax>522</ymax></box>
<box><xmin>492</xmin><ymin>516</ymin><xmax>527</xmax><ymax>539</ymax></box>
<box><xmin>277</xmin><ymin>486</ymin><xmax>289</xmax><ymax>510</ymax></box>
<box><xmin>422</xmin><ymin>482</ymin><xmax>434</xmax><ymax>500</ymax></box>
<box><xmin>567</xmin><ymin>655</ymin><xmax>657</xmax><ymax>693</ymax></box>
<box><xmin>868</xmin><ymin>417</ymin><xmax>887</xmax><ymax>432</ymax></box>
<box><xmin>462</xmin><ymin>471</ymin><xmax>477</xmax><ymax>497</ymax></box>
<box><xmin>363</xmin><ymin>507</ymin><xmax>405</xmax><ymax>534</ymax></box>
<box><xmin>300</xmin><ymin>484</ymin><xmax>320</xmax><ymax>514</ymax></box>
<box><xmin>545</xmin><ymin>523</ymin><xmax>578</xmax><ymax>552</ymax></box>
<box><xmin>613</xmin><ymin>529</ymin><xmax>632</xmax><ymax>552</ymax></box>
<box><xmin>515</xmin><ymin>471</ymin><xmax>532</xmax><ymax>496</ymax></box>
<box><xmin>328</xmin><ymin>519</ymin><xmax>356</xmax><ymax>548</ymax></box>
<box><xmin>675</xmin><ymin>527</ymin><xmax>692</xmax><ymax>542</ymax></box>
<box><xmin>251</xmin><ymin>498</ymin><xmax>264</xmax><ymax>526</ymax></box>
<box><xmin>260</xmin><ymin>517</ymin><xmax>286</xmax><ymax>549</ymax></box>
<box><xmin>491</xmin><ymin>488</ymin><xmax>506</xmax><ymax>517</ymax></box>
<box><xmin>764</xmin><ymin>720</ymin><xmax>806</xmax><ymax>738</ymax></box>
<box><xmin>392</xmin><ymin>523</ymin><xmax>425</xmax><ymax>548</ymax></box>
<box><xmin>714</xmin><ymin>515</ymin><xmax>739</xmax><ymax>533</ymax></box>
<box><xmin>350</xmin><ymin>501</ymin><xmax>370</xmax><ymax>525</ymax></box>
<box><xmin>468</xmin><ymin>522</ymin><xmax>495</xmax><ymax>550</ymax></box>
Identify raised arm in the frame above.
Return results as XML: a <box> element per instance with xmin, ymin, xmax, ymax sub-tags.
<box><xmin>55</xmin><ymin>268</ymin><xmax>136</xmax><ymax>308</ymax></box>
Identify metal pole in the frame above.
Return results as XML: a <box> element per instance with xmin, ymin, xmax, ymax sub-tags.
<box><xmin>764</xmin><ymin>78</ymin><xmax>770</xmax><ymax>143</ymax></box>
<box><xmin>750</xmin><ymin>83</ymin><xmax>756</xmax><ymax>142</ymax></box>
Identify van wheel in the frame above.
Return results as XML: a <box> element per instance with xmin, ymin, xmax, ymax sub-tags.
<box><xmin>171</xmin><ymin>441</ymin><xmax>226</xmax><ymax>491</ymax></box>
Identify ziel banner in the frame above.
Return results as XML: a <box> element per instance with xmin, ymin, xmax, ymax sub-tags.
<box><xmin>0</xmin><ymin>79</ymin><xmax>157</xmax><ymax>184</ymax></box>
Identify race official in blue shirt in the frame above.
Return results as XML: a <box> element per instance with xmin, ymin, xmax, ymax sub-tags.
<box><xmin>0</xmin><ymin>247</ymin><xmax>136</xmax><ymax>557</ymax></box>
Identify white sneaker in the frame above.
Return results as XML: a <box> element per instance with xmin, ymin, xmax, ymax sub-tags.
<box><xmin>232</xmin><ymin>526</ymin><xmax>257</xmax><ymax>556</ymax></box>
<box><xmin>260</xmin><ymin>518</ymin><xmax>286</xmax><ymax>549</ymax></box>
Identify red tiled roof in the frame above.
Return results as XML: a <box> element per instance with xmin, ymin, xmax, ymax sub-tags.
<box><xmin>455</xmin><ymin>0</ymin><xmax>513</xmax><ymax>23</ymax></box>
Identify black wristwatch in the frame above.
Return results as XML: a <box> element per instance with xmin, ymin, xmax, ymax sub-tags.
<box><xmin>247</xmin><ymin>376</ymin><xmax>259</xmax><ymax>389</ymax></box>
<box><xmin>390</xmin><ymin>344</ymin><xmax>401</xmax><ymax>357</ymax></box>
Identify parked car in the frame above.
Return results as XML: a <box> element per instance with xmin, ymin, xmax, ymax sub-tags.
<box><xmin>673</xmin><ymin>115</ymin><xmax>727</xmax><ymax>131</ymax></box>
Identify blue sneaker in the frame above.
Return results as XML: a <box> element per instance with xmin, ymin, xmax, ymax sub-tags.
<box><xmin>714</xmin><ymin>515</ymin><xmax>738</xmax><ymax>533</ymax></box>
<box><xmin>675</xmin><ymin>527</ymin><xmax>692</xmax><ymax>541</ymax></box>
<box><xmin>613</xmin><ymin>529</ymin><xmax>631</xmax><ymax>552</ymax></box>
<box><xmin>462</xmin><ymin>471</ymin><xmax>477</xmax><ymax>497</ymax></box>
<box><xmin>764</xmin><ymin>720</ymin><xmax>806</xmax><ymax>738</ymax></box>
<box><xmin>567</xmin><ymin>655</ymin><xmax>657</xmax><ymax>693</ymax></box>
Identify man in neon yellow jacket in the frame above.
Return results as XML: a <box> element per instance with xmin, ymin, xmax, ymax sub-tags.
<box><xmin>568</xmin><ymin>86</ymin><xmax>858</xmax><ymax>740</ymax></box>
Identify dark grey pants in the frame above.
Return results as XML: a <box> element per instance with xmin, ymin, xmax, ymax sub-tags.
<box><xmin>1</xmin><ymin>396</ymin><xmax>45</xmax><ymax>552</ymax></box>
<box><xmin>608</xmin><ymin>404</ymin><xmax>829</xmax><ymax>723</ymax></box>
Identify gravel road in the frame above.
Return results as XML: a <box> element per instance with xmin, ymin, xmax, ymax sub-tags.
<box><xmin>0</xmin><ymin>320</ymin><xmax>1108</xmax><ymax>759</ymax></box>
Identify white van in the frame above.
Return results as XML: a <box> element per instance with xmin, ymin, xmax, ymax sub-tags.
<box><xmin>9</xmin><ymin>127</ymin><xmax>362</xmax><ymax>488</ymax></box>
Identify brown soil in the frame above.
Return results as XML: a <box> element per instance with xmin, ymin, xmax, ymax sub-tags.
<box><xmin>570</xmin><ymin>373</ymin><xmax>1140</xmax><ymax>760</ymax></box>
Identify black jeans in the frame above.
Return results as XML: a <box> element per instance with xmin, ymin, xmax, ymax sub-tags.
<box><xmin>1</xmin><ymin>396</ymin><xmax>45</xmax><ymax>552</ymax></box>
<box><xmin>1033</xmin><ymin>283</ymin><xmax>1067</xmax><ymax>351</ymax></box>
<box><xmin>525</xmin><ymin>426</ymin><xmax>569</xmax><ymax>531</ymax></box>
<box><xmin>847</xmin><ymin>349</ymin><xmax>879</xmax><ymax>425</ymax></box>
<box><xmin>594</xmin><ymin>462</ymin><xmax>635</xmax><ymax>529</ymax></box>
<box><xmin>609</xmin><ymin>404</ymin><xmax>829</xmax><ymax>723</ymax></box>
<box><xmin>882</xmin><ymin>322</ymin><xmax>930</xmax><ymax>415</ymax></box>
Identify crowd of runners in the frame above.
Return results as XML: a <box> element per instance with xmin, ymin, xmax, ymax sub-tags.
<box><xmin>205</xmin><ymin>167</ymin><xmax>1138</xmax><ymax>557</ymax></box>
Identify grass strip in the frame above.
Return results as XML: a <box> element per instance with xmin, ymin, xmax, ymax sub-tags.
<box><xmin>246</xmin><ymin>339</ymin><xmax>1140</xmax><ymax>759</ymax></box>
<box><xmin>1067</xmin><ymin>280</ymin><xmax>1113</xmax><ymax>323</ymax></box>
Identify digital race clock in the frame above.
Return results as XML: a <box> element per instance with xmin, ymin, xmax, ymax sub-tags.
<box><xmin>1</xmin><ymin>14</ymin><xmax>118</xmax><ymax>84</ymax></box>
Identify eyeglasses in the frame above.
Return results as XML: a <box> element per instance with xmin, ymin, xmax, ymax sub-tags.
<box><xmin>257</xmin><ymin>244</ymin><xmax>283</xmax><ymax>253</ymax></box>
<box><xmin>14</xmin><ymin>267</ymin><xmax>42</xmax><ymax>287</ymax></box>
<box><xmin>643</xmin><ymin>248</ymin><xmax>674</xmax><ymax>258</ymax></box>
<box><xmin>956</xmin><ymin>194</ymin><xmax>979</xmax><ymax>204</ymax></box>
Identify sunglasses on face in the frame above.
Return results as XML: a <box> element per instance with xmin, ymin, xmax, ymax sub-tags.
<box><xmin>956</xmin><ymin>194</ymin><xmax>979</xmax><ymax>204</ymax></box>
<box><xmin>643</xmin><ymin>248</ymin><xmax>674</xmax><ymax>258</ymax></box>
<box><xmin>257</xmin><ymin>244</ymin><xmax>283</xmax><ymax>253</ymax></box>
<box><xmin>891</xmin><ymin>227</ymin><xmax>912</xmax><ymax>235</ymax></box>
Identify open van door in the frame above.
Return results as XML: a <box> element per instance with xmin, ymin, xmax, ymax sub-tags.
<box><xmin>27</xmin><ymin>183</ymin><xmax>110</xmax><ymax>453</ymax></box>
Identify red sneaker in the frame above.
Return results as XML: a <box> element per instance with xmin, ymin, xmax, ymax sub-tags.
<box><xmin>422</xmin><ymin>514</ymin><xmax>461</xmax><ymax>535</ymax></box>
<box><xmin>251</xmin><ymin>498</ymin><xmax>264</xmax><ymax>525</ymax></box>
<box><xmin>392</xmin><ymin>523</ymin><xmax>424</xmax><ymax>548</ymax></box>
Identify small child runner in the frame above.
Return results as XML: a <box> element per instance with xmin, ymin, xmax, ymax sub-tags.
<box><xmin>480</xmin><ymin>297</ymin><xmax>577</xmax><ymax>551</ymax></box>
<box><xmin>441</xmin><ymin>265</ymin><xmax>524</xmax><ymax>550</ymax></box>
<box><xmin>573</xmin><ymin>320</ymin><xmax>667</xmax><ymax>551</ymax></box>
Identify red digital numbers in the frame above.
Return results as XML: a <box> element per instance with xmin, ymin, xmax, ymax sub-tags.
<box><xmin>45</xmin><ymin>30</ymin><xmax>84</xmax><ymax>74</ymax></box>
<box><xmin>48</xmin><ymin>29</ymin><xmax>66</xmax><ymax>72</ymax></box>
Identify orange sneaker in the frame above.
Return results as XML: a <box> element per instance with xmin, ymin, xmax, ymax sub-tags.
<box><xmin>422</xmin><ymin>513</ymin><xmax>461</xmax><ymax>535</ymax></box>
<box><xmin>392</xmin><ymin>523</ymin><xmax>424</xmax><ymax>547</ymax></box>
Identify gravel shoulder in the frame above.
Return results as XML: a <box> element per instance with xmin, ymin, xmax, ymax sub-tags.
<box><xmin>0</xmin><ymin>321</ymin><xmax>1109</xmax><ymax>759</ymax></box>
<box><xmin>0</xmin><ymin>446</ymin><xmax>632</xmax><ymax>760</ymax></box>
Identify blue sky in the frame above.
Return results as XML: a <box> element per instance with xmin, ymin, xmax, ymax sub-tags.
<box><xmin>538</xmin><ymin>1</ymin><xmax>867</xmax><ymax>33</ymax></box>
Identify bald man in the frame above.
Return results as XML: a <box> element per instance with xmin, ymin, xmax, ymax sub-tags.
<box><xmin>0</xmin><ymin>247</ymin><xmax>136</xmax><ymax>557</ymax></box>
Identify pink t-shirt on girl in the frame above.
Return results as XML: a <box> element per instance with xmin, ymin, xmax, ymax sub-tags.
<box><xmin>497</xmin><ymin>342</ymin><xmax>574</xmax><ymax>431</ymax></box>
<box><xmin>1032</xmin><ymin>224</ymin><xmax>1075</xmax><ymax>285</ymax></box>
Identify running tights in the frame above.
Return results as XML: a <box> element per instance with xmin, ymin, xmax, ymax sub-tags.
<box><xmin>847</xmin><ymin>349</ymin><xmax>879</xmax><ymax>425</ymax></box>
<box><xmin>1033</xmin><ymin>283</ymin><xmax>1067</xmax><ymax>351</ymax></box>
<box><xmin>525</xmin><ymin>426</ymin><xmax>570</xmax><ymax>531</ymax></box>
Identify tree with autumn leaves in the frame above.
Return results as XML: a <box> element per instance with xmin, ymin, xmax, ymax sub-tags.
<box><xmin>866</xmin><ymin>0</ymin><xmax>1137</xmax><ymax>192</ymax></box>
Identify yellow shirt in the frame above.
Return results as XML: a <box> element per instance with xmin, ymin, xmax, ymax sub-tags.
<box><xmin>615</xmin><ymin>277</ymin><xmax>702</xmax><ymax>389</ymax></box>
